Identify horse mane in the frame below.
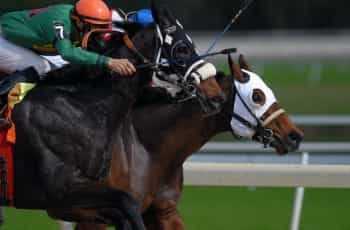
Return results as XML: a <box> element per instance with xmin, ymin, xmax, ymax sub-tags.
<box><xmin>216</xmin><ymin>71</ymin><xmax>229</xmax><ymax>82</ymax></box>
<box><xmin>134</xmin><ymin>86</ymin><xmax>174</xmax><ymax>107</ymax></box>
<box><xmin>135</xmin><ymin>71</ymin><xmax>230</xmax><ymax>108</ymax></box>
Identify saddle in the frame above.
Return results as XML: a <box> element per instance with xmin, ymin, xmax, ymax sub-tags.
<box><xmin>0</xmin><ymin>71</ymin><xmax>21</xmax><ymax>206</ymax></box>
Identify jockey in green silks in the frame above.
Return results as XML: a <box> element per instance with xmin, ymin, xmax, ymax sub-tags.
<box><xmin>0</xmin><ymin>0</ymin><xmax>137</xmax><ymax>129</ymax></box>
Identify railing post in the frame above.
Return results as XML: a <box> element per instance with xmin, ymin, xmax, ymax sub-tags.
<box><xmin>59</xmin><ymin>221</ymin><xmax>74</xmax><ymax>230</ymax></box>
<box><xmin>290</xmin><ymin>152</ymin><xmax>309</xmax><ymax>230</ymax></box>
<box><xmin>0</xmin><ymin>207</ymin><xmax>3</xmax><ymax>226</ymax></box>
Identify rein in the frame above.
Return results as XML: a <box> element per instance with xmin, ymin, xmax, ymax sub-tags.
<box><xmin>205</xmin><ymin>0</ymin><xmax>256</xmax><ymax>54</ymax></box>
<box><xmin>80</xmin><ymin>27</ymin><xmax>229</xmax><ymax>114</ymax></box>
<box><xmin>122</xmin><ymin>33</ymin><xmax>152</xmax><ymax>65</ymax></box>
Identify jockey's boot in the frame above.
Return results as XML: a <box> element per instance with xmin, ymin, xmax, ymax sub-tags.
<box><xmin>0</xmin><ymin>67</ymin><xmax>41</xmax><ymax>130</ymax></box>
<box><xmin>0</xmin><ymin>67</ymin><xmax>41</xmax><ymax>96</ymax></box>
<box><xmin>0</xmin><ymin>95</ymin><xmax>11</xmax><ymax>130</ymax></box>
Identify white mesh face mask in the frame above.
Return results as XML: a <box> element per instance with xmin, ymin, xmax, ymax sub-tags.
<box><xmin>230</xmin><ymin>70</ymin><xmax>277</xmax><ymax>139</ymax></box>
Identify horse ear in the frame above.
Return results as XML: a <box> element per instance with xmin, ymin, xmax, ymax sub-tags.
<box><xmin>228</xmin><ymin>55</ymin><xmax>245</xmax><ymax>83</ymax></box>
<box><xmin>151</xmin><ymin>0</ymin><xmax>174</xmax><ymax>29</ymax></box>
<box><xmin>151</xmin><ymin>0</ymin><xmax>161</xmax><ymax>24</ymax></box>
<box><xmin>239</xmin><ymin>54</ymin><xmax>252</xmax><ymax>71</ymax></box>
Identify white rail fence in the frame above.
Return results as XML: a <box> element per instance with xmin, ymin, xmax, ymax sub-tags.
<box><xmin>184</xmin><ymin>142</ymin><xmax>350</xmax><ymax>230</ymax></box>
<box><xmin>61</xmin><ymin>142</ymin><xmax>350</xmax><ymax>230</ymax></box>
<box><xmin>193</xmin><ymin>32</ymin><xmax>350</xmax><ymax>60</ymax></box>
<box><xmin>184</xmin><ymin>160</ymin><xmax>350</xmax><ymax>188</ymax></box>
<box><xmin>291</xmin><ymin>115</ymin><xmax>350</xmax><ymax>126</ymax></box>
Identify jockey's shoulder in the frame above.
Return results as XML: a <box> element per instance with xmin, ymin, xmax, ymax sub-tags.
<box><xmin>44</xmin><ymin>4</ymin><xmax>74</xmax><ymax>11</ymax></box>
<box><xmin>31</xmin><ymin>4</ymin><xmax>74</xmax><ymax>16</ymax></box>
<box><xmin>0</xmin><ymin>4</ymin><xmax>73</xmax><ymax>22</ymax></box>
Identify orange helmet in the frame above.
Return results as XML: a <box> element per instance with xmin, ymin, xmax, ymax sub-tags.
<box><xmin>73</xmin><ymin>0</ymin><xmax>111</xmax><ymax>25</ymax></box>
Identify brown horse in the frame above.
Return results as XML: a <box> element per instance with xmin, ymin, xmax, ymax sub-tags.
<box><xmin>62</xmin><ymin>54</ymin><xmax>303</xmax><ymax>230</ymax></box>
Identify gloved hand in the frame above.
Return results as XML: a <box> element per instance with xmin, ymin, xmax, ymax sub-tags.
<box><xmin>108</xmin><ymin>59</ymin><xmax>136</xmax><ymax>76</ymax></box>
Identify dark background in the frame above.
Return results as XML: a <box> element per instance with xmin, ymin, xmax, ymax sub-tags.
<box><xmin>1</xmin><ymin>0</ymin><xmax>349</xmax><ymax>30</ymax></box>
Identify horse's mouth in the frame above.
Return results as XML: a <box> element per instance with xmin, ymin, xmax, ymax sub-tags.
<box><xmin>270</xmin><ymin>134</ymin><xmax>301</xmax><ymax>155</ymax></box>
<box><xmin>206</xmin><ymin>97</ymin><xmax>225</xmax><ymax>116</ymax></box>
<box><xmin>198</xmin><ymin>92</ymin><xmax>226</xmax><ymax>117</ymax></box>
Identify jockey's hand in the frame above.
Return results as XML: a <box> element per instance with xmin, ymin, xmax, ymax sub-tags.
<box><xmin>108</xmin><ymin>59</ymin><xmax>136</xmax><ymax>76</ymax></box>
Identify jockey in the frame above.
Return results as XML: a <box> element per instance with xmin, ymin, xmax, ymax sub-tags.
<box><xmin>0</xmin><ymin>0</ymin><xmax>137</xmax><ymax>129</ymax></box>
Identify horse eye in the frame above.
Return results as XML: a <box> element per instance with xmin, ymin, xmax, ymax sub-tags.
<box><xmin>252</xmin><ymin>89</ymin><xmax>266</xmax><ymax>106</ymax></box>
<box><xmin>176</xmin><ymin>46</ymin><xmax>191</xmax><ymax>58</ymax></box>
<box><xmin>178</xmin><ymin>46</ymin><xmax>189</xmax><ymax>54</ymax></box>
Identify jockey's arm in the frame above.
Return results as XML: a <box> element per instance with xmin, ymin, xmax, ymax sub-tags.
<box><xmin>55</xmin><ymin>38</ymin><xmax>110</xmax><ymax>69</ymax></box>
<box><xmin>54</xmin><ymin>38</ymin><xmax>136</xmax><ymax>76</ymax></box>
<box><xmin>52</xmin><ymin>21</ymin><xmax>136</xmax><ymax>75</ymax></box>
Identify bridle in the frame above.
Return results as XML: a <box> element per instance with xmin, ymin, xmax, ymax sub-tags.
<box><xmin>230</xmin><ymin>76</ymin><xmax>285</xmax><ymax>147</ymax></box>
<box><xmin>119</xmin><ymin>26</ymin><xmax>219</xmax><ymax>113</ymax></box>
<box><xmin>81</xmin><ymin>26</ymin><xmax>222</xmax><ymax>114</ymax></box>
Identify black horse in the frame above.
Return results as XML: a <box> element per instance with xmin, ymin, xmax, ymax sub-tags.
<box><xmin>3</xmin><ymin>2</ymin><xmax>225</xmax><ymax>230</ymax></box>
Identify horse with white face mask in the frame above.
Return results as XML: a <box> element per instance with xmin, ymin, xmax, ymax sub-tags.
<box><xmin>229</xmin><ymin>54</ymin><xmax>303</xmax><ymax>153</ymax></box>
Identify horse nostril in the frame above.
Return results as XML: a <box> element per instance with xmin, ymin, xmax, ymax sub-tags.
<box><xmin>213</xmin><ymin>92</ymin><xmax>226</xmax><ymax>104</ymax></box>
<box><xmin>212</xmin><ymin>95</ymin><xmax>226</xmax><ymax>106</ymax></box>
<box><xmin>289</xmin><ymin>131</ymin><xmax>303</xmax><ymax>143</ymax></box>
<box><xmin>207</xmin><ymin>95</ymin><xmax>226</xmax><ymax>114</ymax></box>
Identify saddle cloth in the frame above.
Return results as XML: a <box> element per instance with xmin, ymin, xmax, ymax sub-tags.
<box><xmin>0</xmin><ymin>107</ymin><xmax>15</xmax><ymax>206</ymax></box>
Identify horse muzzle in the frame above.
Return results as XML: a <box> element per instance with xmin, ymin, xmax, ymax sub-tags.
<box><xmin>197</xmin><ymin>90</ymin><xmax>226</xmax><ymax>116</ymax></box>
<box><xmin>270</xmin><ymin>130</ymin><xmax>304</xmax><ymax>155</ymax></box>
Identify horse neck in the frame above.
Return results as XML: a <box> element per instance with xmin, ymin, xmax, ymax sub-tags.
<box><xmin>104</xmin><ymin>26</ymin><xmax>157</xmax><ymax>122</ymax></box>
<box><xmin>133</xmin><ymin>77</ymin><xmax>234</xmax><ymax>169</ymax></box>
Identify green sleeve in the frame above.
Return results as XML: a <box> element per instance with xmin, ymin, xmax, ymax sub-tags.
<box><xmin>55</xmin><ymin>39</ymin><xmax>110</xmax><ymax>68</ymax></box>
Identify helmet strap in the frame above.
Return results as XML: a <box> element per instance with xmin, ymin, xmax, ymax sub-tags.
<box><xmin>71</xmin><ymin>10</ymin><xmax>84</xmax><ymax>31</ymax></box>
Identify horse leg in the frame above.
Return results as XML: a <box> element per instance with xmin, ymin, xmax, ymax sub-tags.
<box><xmin>13</xmin><ymin>135</ymin><xmax>144</xmax><ymax>229</ymax></box>
<box><xmin>142</xmin><ymin>167</ymin><xmax>185</xmax><ymax>230</ymax></box>
<box><xmin>49</xmin><ymin>208</ymin><xmax>134</xmax><ymax>230</ymax></box>
<box><xmin>15</xmin><ymin>155</ymin><xmax>144</xmax><ymax>229</ymax></box>
<box><xmin>56</xmin><ymin>182</ymin><xmax>145</xmax><ymax>230</ymax></box>
<box><xmin>75</xmin><ymin>223</ymin><xmax>106</xmax><ymax>230</ymax></box>
<box><xmin>143</xmin><ymin>200</ymin><xmax>184</xmax><ymax>230</ymax></box>
<box><xmin>15</xmin><ymin>157</ymin><xmax>144</xmax><ymax>229</ymax></box>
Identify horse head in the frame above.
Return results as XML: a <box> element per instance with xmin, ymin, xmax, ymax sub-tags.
<box><xmin>151</xmin><ymin>0</ymin><xmax>226</xmax><ymax>115</ymax></box>
<box><xmin>224</xmin><ymin>54</ymin><xmax>303</xmax><ymax>155</ymax></box>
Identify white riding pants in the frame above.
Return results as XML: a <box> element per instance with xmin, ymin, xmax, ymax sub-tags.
<box><xmin>0</xmin><ymin>32</ymin><xmax>68</xmax><ymax>75</ymax></box>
